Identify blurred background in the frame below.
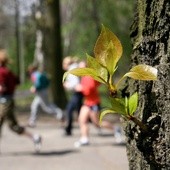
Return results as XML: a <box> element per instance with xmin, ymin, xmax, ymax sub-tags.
<box><xmin>0</xmin><ymin>1</ymin><xmax>135</xmax><ymax>169</ymax></box>
<box><xmin>0</xmin><ymin>0</ymin><xmax>134</xmax><ymax>109</ymax></box>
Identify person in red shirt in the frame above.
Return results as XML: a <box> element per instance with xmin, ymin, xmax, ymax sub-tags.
<box><xmin>0</xmin><ymin>49</ymin><xmax>42</xmax><ymax>152</ymax></box>
<box><xmin>74</xmin><ymin>61</ymin><xmax>121</xmax><ymax>147</ymax></box>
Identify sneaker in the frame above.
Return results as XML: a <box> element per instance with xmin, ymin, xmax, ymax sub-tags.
<box><xmin>114</xmin><ymin>132</ymin><xmax>123</xmax><ymax>144</ymax></box>
<box><xmin>74</xmin><ymin>138</ymin><xmax>89</xmax><ymax>148</ymax></box>
<box><xmin>114</xmin><ymin>126</ymin><xmax>125</xmax><ymax>144</ymax></box>
<box><xmin>55</xmin><ymin>108</ymin><xmax>63</xmax><ymax>120</ymax></box>
<box><xmin>28</xmin><ymin>121</ymin><xmax>36</xmax><ymax>128</ymax></box>
<box><xmin>64</xmin><ymin>129</ymin><xmax>72</xmax><ymax>136</ymax></box>
<box><xmin>33</xmin><ymin>134</ymin><xmax>42</xmax><ymax>152</ymax></box>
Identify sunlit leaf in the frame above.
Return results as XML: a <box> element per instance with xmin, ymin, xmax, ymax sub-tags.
<box><xmin>67</xmin><ymin>67</ymin><xmax>106</xmax><ymax>84</ymax></box>
<box><xmin>104</xmin><ymin>42</ymin><xmax>119</xmax><ymax>74</ymax></box>
<box><xmin>86</xmin><ymin>54</ymin><xmax>108</xmax><ymax>83</ymax></box>
<box><xmin>128</xmin><ymin>92</ymin><xmax>138</xmax><ymax>115</ymax></box>
<box><xmin>94</xmin><ymin>25</ymin><xmax>123</xmax><ymax>71</ymax></box>
<box><xmin>110</xmin><ymin>97</ymin><xmax>126</xmax><ymax>115</ymax></box>
<box><xmin>63</xmin><ymin>71</ymin><xmax>69</xmax><ymax>82</ymax></box>
<box><xmin>87</xmin><ymin>54</ymin><xmax>100</xmax><ymax>68</ymax></box>
<box><xmin>99</xmin><ymin>109</ymin><xmax>116</xmax><ymax>125</ymax></box>
<box><xmin>123</xmin><ymin>64</ymin><xmax>157</xmax><ymax>80</ymax></box>
<box><xmin>125</xmin><ymin>96</ymin><xmax>128</xmax><ymax>114</ymax></box>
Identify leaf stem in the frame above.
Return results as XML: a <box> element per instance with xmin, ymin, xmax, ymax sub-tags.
<box><xmin>129</xmin><ymin>116</ymin><xmax>148</xmax><ymax>132</ymax></box>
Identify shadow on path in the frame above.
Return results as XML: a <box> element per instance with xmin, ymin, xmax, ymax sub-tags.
<box><xmin>1</xmin><ymin>149</ymin><xmax>79</xmax><ymax>157</ymax></box>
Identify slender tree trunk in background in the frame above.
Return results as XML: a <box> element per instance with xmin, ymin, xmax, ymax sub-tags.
<box><xmin>15</xmin><ymin>0</ymin><xmax>21</xmax><ymax>78</ymax></box>
<box><xmin>34</xmin><ymin>30</ymin><xmax>44</xmax><ymax>69</ymax></box>
<box><xmin>91</xmin><ymin>0</ymin><xmax>100</xmax><ymax>34</ymax></box>
<box><xmin>45</xmin><ymin>0</ymin><xmax>66</xmax><ymax>108</ymax></box>
<box><xmin>125</xmin><ymin>0</ymin><xmax>170</xmax><ymax>169</ymax></box>
<box><xmin>33</xmin><ymin>0</ymin><xmax>45</xmax><ymax>70</ymax></box>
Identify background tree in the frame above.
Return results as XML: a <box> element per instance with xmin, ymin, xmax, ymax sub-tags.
<box><xmin>125</xmin><ymin>0</ymin><xmax>170</xmax><ymax>169</ymax></box>
<box><xmin>0</xmin><ymin>0</ymin><xmax>36</xmax><ymax>81</ymax></box>
<box><xmin>44</xmin><ymin>0</ymin><xmax>66</xmax><ymax>108</ymax></box>
<box><xmin>14</xmin><ymin>0</ymin><xmax>21</xmax><ymax>80</ymax></box>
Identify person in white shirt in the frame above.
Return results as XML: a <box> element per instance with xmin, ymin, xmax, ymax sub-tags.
<box><xmin>62</xmin><ymin>56</ymin><xmax>83</xmax><ymax>136</ymax></box>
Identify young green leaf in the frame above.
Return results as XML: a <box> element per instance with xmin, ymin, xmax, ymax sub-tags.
<box><xmin>110</xmin><ymin>97</ymin><xmax>126</xmax><ymax>115</ymax></box>
<box><xmin>99</xmin><ymin>109</ymin><xmax>116</xmax><ymax>125</ymax></box>
<box><xmin>125</xmin><ymin>96</ymin><xmax>128</xmax><ymax>114</ymax></box>
<box><xmin>128</xmin><ymin>92</ymin><xmax>138</xmax><ymax>115</ymax></box>
<box><xmin>104</xmin><ymin>41</ymin><xmax>119</xmax><ymax>75</ymax></box>
<box><xmin>86</xmin><ymin>54</ymin><xmax>108</xmax><ymax>83</ymax></box>
<box><xmin>63</xmin><ymin>71</ymin><xmax>69</xmax><ymax>82</ymax></box>
<box><xmin>94</xmin><ymin>25</ymin><xmax>123</xmax><ymax>71</ymax></box>
<box><xmin>123</xmin><ymin>64</ymin><xmax>157</xmax><ymax>80</ymax></box>
<box><xmin>66</xmin><ymin>67</ymin><xmax>107</xmax><ymax>84</ymax></box>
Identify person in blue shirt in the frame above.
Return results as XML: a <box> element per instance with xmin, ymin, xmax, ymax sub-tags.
<box><xmin>28</xmin><ymin>64</ymin><xmax>63</xmax><ymax>127</ymax></box>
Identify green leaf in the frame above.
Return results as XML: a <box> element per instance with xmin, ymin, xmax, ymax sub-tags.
<box><xmin>94</xmin><ymin>25</ymin><xmax>123</xmax><ymax>73</ymax></box>
<box><xmin>104</xmin><ymin>41</ymin><xmax>119</xmax><ymax>75</ymax></box>
<box><xmin>123</xmin><ymin>64</ymin><xmax>157</xmax><ymax>80</ymax></box>
<box><xmin>86</xmin><ymin>54</ymin><xmax>108</xmax><ymax>83</ymax></box>
<box><xmin>63</xmin><ymin>71</ymin><xmax>69</xmax><ymax>82</ymax></box>
<box><xmin>125</xmin><ymin>96</ymin><xmax>128</xmax><ymax>114</ymax></box>
<box><xmin>110</xmin><ymin>97</ymin><xmax>126</xmax><ymax>115</ymax></box>
<box><xmin>99</xmin><ymin>109</ymin><xmax>116</xmax><ymax>125</ymax></box>
<box><xmin>67</xmin><ymin>67</ymin><xmax>106</xmax><ymax>84</ymax></box>
<box><xmin>128</xmin><ymin>92</ymin><xmax>138</xmax><ymax>115</ymax></box>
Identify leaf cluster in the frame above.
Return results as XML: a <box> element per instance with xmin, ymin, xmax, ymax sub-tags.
<box><xmin>63</xmin><ymin>25</ymin><xmax>157</xmax><ymax>126</ymax></box>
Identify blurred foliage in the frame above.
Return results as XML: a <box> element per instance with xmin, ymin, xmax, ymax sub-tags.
<box><xmin>61</xmin><ymin>0</ymin><xmax>134</xmax><ymax>76</ymax></box>
<box><xmin>0</xmin><ymin>0</ymin><xmax>134</xmax><ymax>85</ymax></box>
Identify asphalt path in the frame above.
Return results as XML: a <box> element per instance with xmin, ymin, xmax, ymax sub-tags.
<box><xmin>0</xmin><ymin>114</ymin><xmax>129</xmax><ymax>170</ymax></box>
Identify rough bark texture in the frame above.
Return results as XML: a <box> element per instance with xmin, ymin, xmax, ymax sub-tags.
<box><xmin>125</xmin><ymin>0</ymin><xmax>170</xmax><ymax>169</ymax></box>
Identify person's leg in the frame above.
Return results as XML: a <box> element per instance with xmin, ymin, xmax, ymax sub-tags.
<box><xmin>6</xmin><ymin>99</ymin><xmax>42</xmax><ymax>152</ymax></box>
<box><xmin>36</xmin><ymin>89</ymin><xmax>63</xmax><ymax>120</ymax></box>
<box><xmin>78</xmin><ymin>105</ymin><xmax>91</xmax><ymax>143</ymax></box>
<box><xmin>88</xmin><ymin>104</ymin><xmax>114</xmax><ymax>130</ymax></box>
<box><xmin>0</xmin><ymin>102</ymin><xmax>5</xmax><ymax>138</ymax></box>
<box><xmin>65</xmin><ymin>102</ymin><xmax>74</xmax><ymax>135</ymax></box>
<box><xmin>28</xmin><ymin>95</ymin><xmax>41</xmax><ymax>127</ymax></box>
<box><xmin>65</xmin><ymin>93</ymin><xmax>80</xmax><ymax>135</ymax></box>
<box><xmin>89</xmin><ymin>110</ymin><xmax>100</xmax><ymax>127</ymax></box>
<box><xmin>75</xmin><ymin>92</ymin><xmax>83</xmax><ymax>115</ymax></box>
<box><xmin>0</xmin><ymin>101</ymin><xmax>6</xmax><ymax>153</ymax></box>
<box><xmin>38</xmin><ymin>90</ymin><xmax>54</xmax><ymax>114</ymax></box>
<box><xmin>89</xmin><ymin>105</ymin><xmax>124</xmax><ymax>144</ymax></box>
<box><xmin>50</xmin><ymin>103</ymin><xmax>63</xmax><ymax>120</ymax></box>
<box><xmin>74</xmin><ymin>105</ymin><xmax>91</xmax><ymax>147</ymax></box>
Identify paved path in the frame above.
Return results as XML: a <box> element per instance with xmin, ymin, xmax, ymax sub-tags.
<box><xmin>0</xmin><ymin>115</ymin><xmax>129</xmax><ymax>170</ymax></box>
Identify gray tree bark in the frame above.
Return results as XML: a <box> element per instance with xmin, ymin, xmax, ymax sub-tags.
<box><xmin>125</xmin><ymin>0</ymin><xmax>170</xmax><ymax>169</ymax></box>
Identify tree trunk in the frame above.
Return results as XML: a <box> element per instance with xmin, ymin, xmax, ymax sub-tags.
<box><xmin>126</xmin><ymin>0</ymin><xmax>170</xmax><ymax>169</ymax></box>
<box><xmin>44</xmin><ymin>0</ymin><xmax>67</xmax><ymax>108</ymax></box>
<box><xmin>91</xmin><ymin>0</ymin><xmax>101</xmax><ymax>34</ymax></box>
<box><xmin>15</xmin><ymin>0</ymin><xmax>21</xmax><ymax>79</ymax></box>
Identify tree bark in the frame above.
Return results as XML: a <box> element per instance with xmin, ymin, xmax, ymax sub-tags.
<box><xmin>126</xmin><ymin>0</ymin><xmax>170</xmax><ymax>169</ymax></box>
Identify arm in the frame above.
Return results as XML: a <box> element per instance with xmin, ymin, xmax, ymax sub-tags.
<box><xmin>0</xmin><ymin>84</ymin><xmax>6</xmax><ymax>93</ymax></box>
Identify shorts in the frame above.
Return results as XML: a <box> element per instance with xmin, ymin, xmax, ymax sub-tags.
<box><xmin>87</xmin><ymin>104</ymin><xmax>101</xmax><ymax>112</ymax></box>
